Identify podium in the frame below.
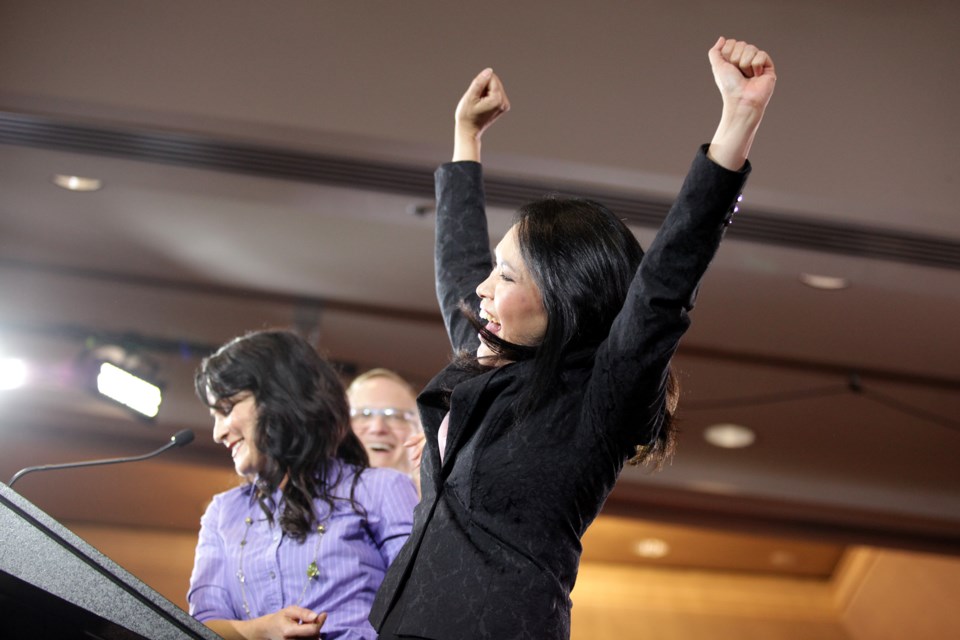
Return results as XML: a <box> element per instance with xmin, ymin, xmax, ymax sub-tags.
<box><xmin>0</xmin><ymin>482</ymin><xmax>219</xmax><ymax>639</ymax></box>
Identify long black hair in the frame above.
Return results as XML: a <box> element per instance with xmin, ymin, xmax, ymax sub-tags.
<box><xmin>195</xmin><ymin>330</ymin><xmax>368</xmax><ymax>541</ymax></box>
<box><xmin>463</xmin><ymin>197</ymin><xmax>679</xmax><ymax>467</ymax></box>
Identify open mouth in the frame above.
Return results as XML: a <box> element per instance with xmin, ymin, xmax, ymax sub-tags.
<box><xmin>227</xmin><ymin>439</ymin><xmax>244</xmax><ymax>458</ymax></box>
<box><xmin>479</xmin><ymin>308</ymin><xmax>501</xmax><ymax>333</ymax></box>
<box><xmin>367</xmin><ymin>442</ymin><xmax>395</xmax><ymax>453</ymax></box>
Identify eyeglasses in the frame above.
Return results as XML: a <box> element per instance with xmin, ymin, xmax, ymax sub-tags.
<box><xmin>350</xmin><ymin>406</ymin><xmax>419</xmax><ymax>430</ymax></box>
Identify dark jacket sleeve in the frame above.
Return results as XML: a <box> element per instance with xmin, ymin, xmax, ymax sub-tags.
<box><xmin>433</xmin><ymin>161</ymin><xmax>492</xmax><ymax>354</ymax></box>
<box><xmin>586</xmin><ymin>145</ymin><xmax>750</xmax><ymax>447</ymax></box>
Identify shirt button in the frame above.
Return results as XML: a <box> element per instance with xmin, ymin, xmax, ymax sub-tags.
<box><xmin>269</xmin><ymin>571</ymin><xmax>276</xmax><ymax>579</ymax></box>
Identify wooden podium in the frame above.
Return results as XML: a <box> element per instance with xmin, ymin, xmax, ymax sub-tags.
<box><xmin>0</xmin><ymin>482</ymin><xmax>219</xmax><ymax>639</ymax></box>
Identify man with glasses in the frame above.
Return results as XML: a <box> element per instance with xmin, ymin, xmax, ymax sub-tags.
<box><xmin>347</xmin><ymin>369</ymin><xmax>424</xmax><ymax>496</ymax></box>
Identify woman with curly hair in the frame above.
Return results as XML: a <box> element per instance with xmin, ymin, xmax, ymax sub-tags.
<box><xmin>189</xmin><ymin>330</ymin><xmax>417</xmax><ymax>640</ymax></box>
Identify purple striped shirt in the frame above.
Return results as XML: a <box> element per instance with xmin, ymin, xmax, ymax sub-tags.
<box><xmin>188</xmin><ymin>462</ymin><xmax>417</xmax><ymax>639</ymax></box>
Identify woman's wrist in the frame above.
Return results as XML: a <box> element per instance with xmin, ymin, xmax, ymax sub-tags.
<box><xmin>708</xmin><ymin>106</ymin><xmax>764</xmax><ymax>170</ymax></box>
<box><xmin>453</xmin><ymin>126</ymin><xmax>482</xmax><ymax>162</ymax></box>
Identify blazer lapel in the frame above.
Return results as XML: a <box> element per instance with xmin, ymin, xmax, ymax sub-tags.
<box><xmin>440</xmin><ymin>372</ymin><xmax>495</xmax><ymax>474</ymax></box>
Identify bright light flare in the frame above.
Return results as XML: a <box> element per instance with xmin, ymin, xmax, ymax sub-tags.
<box><xmin>0</xmin><ymin>358</ymin><xmax>28</xmax><ymax>390</ymax></box>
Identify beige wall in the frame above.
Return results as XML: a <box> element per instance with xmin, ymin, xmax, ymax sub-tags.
<box><xmin>571</xmin><ymin>561</ymin><xmax>851</xmax><ymax>640</ymax></box>
<box><xmin>841</xmin><ymin>548</ymin><xmax>960</xmax><ymax>640</ymax></box>
<box><xmin>573</xmin><ymin>610</ymin><xmax>851</xmax><ymax>640</ymax></box>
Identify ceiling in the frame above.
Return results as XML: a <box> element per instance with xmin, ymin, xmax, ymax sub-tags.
<box><xmin>1</xmin><ymin>0</ymin><xmax>958</xmax><ymax>583</ymax></box>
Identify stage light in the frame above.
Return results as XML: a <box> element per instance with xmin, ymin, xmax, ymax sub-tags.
<box><xmin>77</xmin><ymin>343</ymin><xmax>164</xmax><ymax>419</ymax></box>
<box><xmin>96</xmin><ymin>361</ymin><xmax>162</xmax><ymax>418</ymax></box>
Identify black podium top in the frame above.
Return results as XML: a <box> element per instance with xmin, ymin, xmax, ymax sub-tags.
<box><xmin>0</xmin><ymin>482</ymin><xmax>219</xmax><ymax>640</ymax></box>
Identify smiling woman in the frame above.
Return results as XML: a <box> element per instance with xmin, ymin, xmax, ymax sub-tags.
<box><xmin>191</xmin><ymin>330</ymin><xmax>418</xmax><ymax>640</ymax></box>
<box><xmin>475</xmin><ymin>225</ymin><xmax>549</xmax><ymax>360</ymax></box>
<box><xmin>209</xmin><ymin>391</ymin><xmax>261</xmax><ymax>476</ymax></box>
<box><xmin>370</xmin><ymin>37</ymin><xmax>777</xmax><ymax>640</ymax></box>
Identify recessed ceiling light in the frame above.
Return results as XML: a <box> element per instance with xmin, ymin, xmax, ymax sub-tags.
<box><xmin>633</xmin><ymin>538</ymin><xmax>670</xmax><ymax>559</ymax></box>
<box><xmin>703</xmin><ymin>423</ymin><xmax>756</xmax><ymax>449</ymax></box>
<box><xmin>769</xmin><ymin>550</ymin><xmax>797</xmax><ymax>567</ymax></box>
<box><xmin>799</xmin><ymin>273</ymin><xmax>849</xmax><ymax>290</ymax></box>
<box><xmin>52</xmin><ymin>174</ymin><xmax>103</xmax><ymax>192</ymax></box>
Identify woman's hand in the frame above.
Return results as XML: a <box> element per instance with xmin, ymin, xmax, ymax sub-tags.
<box><xmin>710</xmin><ymin>37</ymin><xmax>776</xmax><ymax>116</ymax></box>
<box><xmin>453</xmin><ymin>68</ymin><xmax>511</xmax><ymax>162</ymax></box>
<box><xmin>707</xmin><ymin>37</ymin><xmax>777</xmax><ymax>171</ymax></box>
<box><xmin>205</xmin><ymin>607</ymin><xmax>327</xmax><ymax>640</ymax></box>
<box><xmin>254</xmin><ymin>607</ymin><xmax>325</xmax><ymax>639</ymax></box>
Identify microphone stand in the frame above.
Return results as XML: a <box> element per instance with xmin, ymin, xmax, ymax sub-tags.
<box><xmin>8</xmin><ymin>428</ymin><xmax>195</xmax><ymax>488</ymax></box>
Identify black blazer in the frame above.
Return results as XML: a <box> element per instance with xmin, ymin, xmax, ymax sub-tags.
<box><xmin>371</xmin><ymin>146</ymin><xmax>749</xmax><ymax>639</ymax></box>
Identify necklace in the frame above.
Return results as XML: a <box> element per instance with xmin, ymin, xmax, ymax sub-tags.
<box><xmin>236</xmin><ymin>515</ymin><xmax>326</xmax><ymax>618</ymax></box>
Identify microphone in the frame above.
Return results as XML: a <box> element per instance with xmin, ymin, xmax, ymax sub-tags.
<box><xmin>8</xmin><ymin>428</ymin><xmax>196</xmax><ymax>488</ymax></box>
